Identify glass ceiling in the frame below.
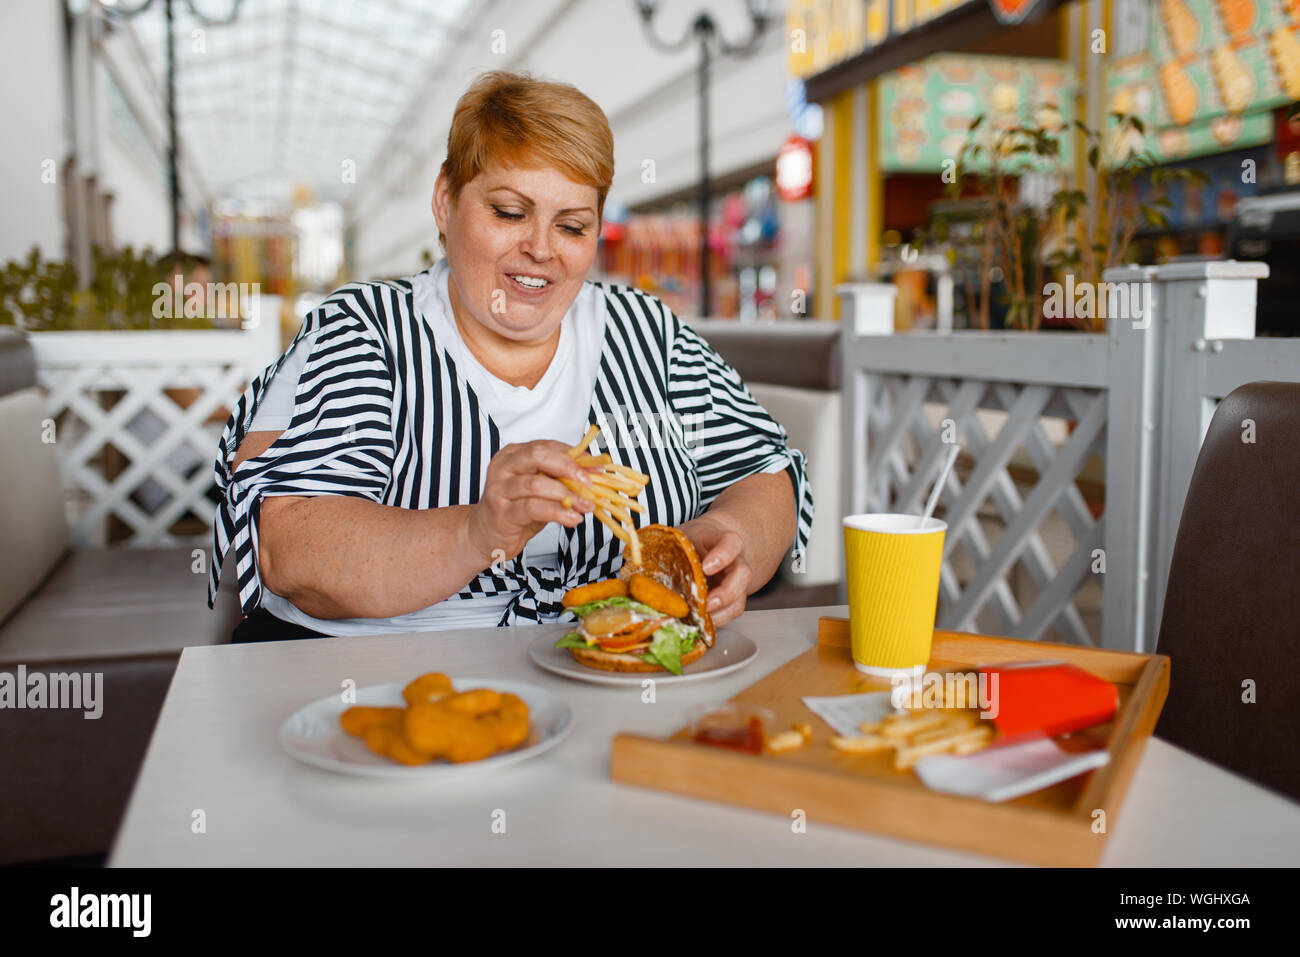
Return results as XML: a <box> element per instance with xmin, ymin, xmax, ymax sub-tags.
<box><xmin>117</xmin><ymin>0</ymin><xmax>474</xmax><ymax>203</ymax></box>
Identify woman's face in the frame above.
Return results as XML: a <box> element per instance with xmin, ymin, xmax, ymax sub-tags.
<box><xmin>433</xmin><ymin>162</ymin><xmax>600</xmax><ymax>345</ymax></box>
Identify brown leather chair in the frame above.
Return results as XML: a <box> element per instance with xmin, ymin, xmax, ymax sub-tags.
<box><xmin>1155</xmin><ymin>381</ymin><xmax>1300</xmax><ymax>801</ymax></box>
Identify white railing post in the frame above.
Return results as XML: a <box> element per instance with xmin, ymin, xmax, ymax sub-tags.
<box><xmin>839</xmin><ymin>302</ymin><xmax>869</xmax><ymax>525</ymax></box>
<box><xmin>1150</xmin><ymin>261</ymin><xmax>1269</xmax><ymax>635</ymax></box>
<box><xmin>1101</xmin><ymin>266</ymin><xmax>1160</xmax><ymax>651</ymax></box>
<box><xmin>244</xmin><ymin>294</ymin><xmax>284</xmax><ymax>377</ymax></box>
<box><xmin>837</xmin><ymin>282</ymin><xmax>898</xmax><ymax>335</ymax></box>
<box><xmin>838</xmin><ymin>284</ymin><xmax>895</xmax><ymax>525</ymax></box>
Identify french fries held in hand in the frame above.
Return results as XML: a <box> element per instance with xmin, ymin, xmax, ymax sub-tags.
<box><xmin>557</xmin><ymin>425</ymin><xmax>648</xmax><ymax>564</ymax></box>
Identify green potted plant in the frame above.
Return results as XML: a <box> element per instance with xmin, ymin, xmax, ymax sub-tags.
<box><xmin>0</xmin><ymin>245</ymin><xmax>220</xmax><ymax>331</ymax></box>
<box><xmin>914</xmin><ymin>113</ymin><xmax>1207</xmax><ymax>332</ymax></box>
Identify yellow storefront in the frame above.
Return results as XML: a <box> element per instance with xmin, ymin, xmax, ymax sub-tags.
<box><xmin>792</xmin><ymin>0</ymin><xmax>1299</xmax><ymax>322</ymax></box>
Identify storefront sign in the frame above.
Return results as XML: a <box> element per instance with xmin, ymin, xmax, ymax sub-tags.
<box><xmin>986</xmin><ymin>0</ymin><xmax>1042</xmax><ymax>23</ymax></box>
<box><xmin>775</xmin><ymin>136</ymin><xmax>816</xmax><ymax>201</ymax></box>
<box><xmin>878</xmin><ymin>54</ymin><xmax>1077</xmax><ymax>172</ymax></box>
<box><xmin>787</xmin><ymin>0</ymin><xmax>1053</xmax><ymax>80</ymax></box>
<box><xmin>1106</xmin><ymin>0</ymin><xmax>1297</xmax><ymax>162</ymax></box>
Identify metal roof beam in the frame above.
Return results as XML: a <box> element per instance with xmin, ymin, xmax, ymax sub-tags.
<box><xmin>290</xmin><ymin>39</ymin><xmax>415</xmax><ymax>90</ymax></box>
<box><xmin>370</xmin><ymin>0</ymin><xmax>468</xmax><ymax>33</ymax></box>
<box><xmin>172</xmin><ymin>42</ymin><xmax>287</xmax><ymax>73</ymax></box>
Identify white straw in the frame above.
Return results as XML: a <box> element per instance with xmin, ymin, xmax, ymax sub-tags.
<box><xmin>920</xmin><ymin>444</ymin><xmax>960</xmax><ymax>528</ymax></box>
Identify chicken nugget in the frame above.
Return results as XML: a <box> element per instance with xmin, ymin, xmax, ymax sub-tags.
<box><xmin>402</xmin><ymin>672</ymin><xmax>454</xmax><ymax>706</ymax></box>
<box><xmin>403</xmin><ymin>702</ymin><xmax>455</xmax><ymax>757</ymax></box>
<box><xmin>339</xmin><ymin>706</ymin><xmax>404</xmax><ymax>738</ymax></box>
<box><xmin>496</xmin><ymin>692</ymin><xmax>529</xmax><ymax>721</ymax></box>
<box><xmin>441</xmin><ymin>688</ymin><xmax>502</xmax><ymax>716</ymax></box>
<box><xmin>562</xmin><ymin>578</ymin><xmax>628</xmax><ymax>608</ymax></box>
<box><xmin>482</xmin><ymin>693</ymin><xmax>531</xmax><ymax>749</ymax></box>
<box><xmin>629</xmin><ymin>573</ymin><xmax>688</xmax><ymax>619</ymax></box>
<box><xmin>405</xmin><ymin>707</ymin><xmax>491</xmax><ymax>762</ymax></box>
<box><xmin>444</xmin><ymin>715</ymin><xmax>499</xmax><ymax>763</ymax></box>
<box><xmin>482</xmin><ymin>713</ymin><xmax>530</xmax><ymax>750</ymax></box>
<box><xmin>363</xmin><ymin>724</ymin><xmax>433</xmax><ymax>766</ymax></box>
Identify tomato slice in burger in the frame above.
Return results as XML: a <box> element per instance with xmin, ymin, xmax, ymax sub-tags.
<box><xmin>598</xmin><ymin>619</ymin><xmax>669</xmax><ymax>652</ymax></box>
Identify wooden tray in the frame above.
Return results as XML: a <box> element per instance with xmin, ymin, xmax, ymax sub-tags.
<box><xmin>610</xmin><ymin>617</ymin><xmax>1170</xmax><ymax>866</ymax></box>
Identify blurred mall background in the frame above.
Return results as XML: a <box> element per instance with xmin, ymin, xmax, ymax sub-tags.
<box><xmin>1</xmin><ymin>0</ymin><xmax>1298</xmax><ymax>562</ymax></box>
<box><xmin>4</xmin><ymin>0</ymin><xmax>1299</xmax><ymax>330</ymax></box>
<box><xmin>5</xmin><ymin>1</ymin><xmax>1300</xmax><ymax>866</ymax></box>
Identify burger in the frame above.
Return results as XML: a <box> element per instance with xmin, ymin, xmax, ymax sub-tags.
<box><xmin>554</xmin><ymin>525</ymin><xmax>715</xmax><ymax>674</ymax></box>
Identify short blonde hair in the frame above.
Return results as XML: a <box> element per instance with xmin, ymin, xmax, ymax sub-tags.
<box><xmin>439</xmin><ymin>72</ymin><xmax>614</xmax><ymax>233</ymax></box>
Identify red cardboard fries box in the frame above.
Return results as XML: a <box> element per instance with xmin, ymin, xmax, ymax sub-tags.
<box><xmin>977</xmin><ymin>661</ymin><xmax>1118</xmax><ymax>737</ymax></box>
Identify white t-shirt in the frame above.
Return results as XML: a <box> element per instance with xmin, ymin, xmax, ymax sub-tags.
<box><xmin>252</xmin><ymin>258</ymin><xmax>605</xmax><ymax>633</ymax></box>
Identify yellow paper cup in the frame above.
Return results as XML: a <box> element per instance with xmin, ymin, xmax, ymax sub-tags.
<box><xmin>842</xmin><ymin>514</ymin><xmax>947</xmax><ymax>678</ymax></box>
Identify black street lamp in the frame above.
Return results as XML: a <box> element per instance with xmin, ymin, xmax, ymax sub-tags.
<box><xmin>82</xmin><ymin>0</ymin><xmax>243</xmax><ymax>254</ymax></box>
<box><xmin>635</xmin><ymin>0</ymin><xmax>773</xmax><ymax>318</ymax></box>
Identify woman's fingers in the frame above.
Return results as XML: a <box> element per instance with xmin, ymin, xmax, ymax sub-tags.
<box><xmin>679</xmin><ymin>522</ymin><xmax>749</xmax><ymax>620</ymax></box>
<box><xmin>710</xmin><ymin>594</ymin><xmax>747</xmax><ymax>628</ymax></box>
<box><xmin>482</xmin><ymin>443</ymin><xmax>597</xmax><ymax>532</ymax></box>
<box><xmin>706</xmin><ymin>556</ymin><xmax>751</xmax><ymax>615</ymax></box>
<box><xmin>492</xmin><ymin>490</ymin><xmax>586</xmax><ymax>533</ymax></box>
<box><xmin>708</xmin><ymin>564</ymin><xmax>748</xmax><ymax>627</ymax></box>
<box><xmin>541</xmin><ymin>455</ymin><xmax>594</xmax><ymax>488</ymax></box>
<box><xmin>524</xmin><ymin>499</ymin><xmax>584</xmax><ymax>528</ymax></box>
<box><xmin>503</xmin><ymin>440</ymin><xmax>594</xmax><ymax>486</ymax></box>
<box><xmin>701</xmin><ymin>529</ymin><xmax>744</xmax><ymax>576</ymax></box>
<box><xmin>504</xmin><ymin>472</ymin><xmax>593</xmax><ymax>511</ymax></box>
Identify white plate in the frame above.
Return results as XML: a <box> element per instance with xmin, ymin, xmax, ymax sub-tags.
<box><xmin>528</xmin><ymin>627</ymin><xmax>758</xmax><ymax>686</ymax></box>
<box><xmin>278</xmin><ymin>677</ymin><xmax>574</xmax><ymax>778</ymax></box>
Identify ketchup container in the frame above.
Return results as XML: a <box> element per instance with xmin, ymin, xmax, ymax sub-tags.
<box><xmin>687</xmin><ymin>703</ymin><xmax>773</xmax><ymax>755</ymax></box>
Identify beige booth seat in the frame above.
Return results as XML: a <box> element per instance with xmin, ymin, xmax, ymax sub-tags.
<box><xmin>690</xmin><ymin>320</ymin><xmax>842</xmax><ymax>605</ymax></box>
<box><xmin>0</xmin><ymin>327</ymin><xmax>241</xmax><ymax>864</ymax></box>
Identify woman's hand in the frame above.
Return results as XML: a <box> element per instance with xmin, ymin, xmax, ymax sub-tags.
<box><xmin>675</xmin><ymin>473</ymin><xmax>798</xmax><ymax>628</ymax></box>
<box><xmin>466</xmin><ymin>440</ymin><xmax>595</xmax><ymax>567</ymax></box>
<box><xmin>678</xmin><ymin>515</ymin><xmax>752</xmax><ymax>628</ymax></box>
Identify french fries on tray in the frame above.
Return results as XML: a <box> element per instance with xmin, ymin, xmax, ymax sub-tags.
<box><xmin>829</xmin><ymin>707</ymin><xmax>995</xmax><ymax>771</ymax></box>
<box><xmin>559</xmin><ymin>424</ymin><xmax>648</xmax><ymax>564</ymax></box>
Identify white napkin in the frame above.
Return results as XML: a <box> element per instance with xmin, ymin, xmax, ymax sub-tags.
<box><xmin>800</xmin><ymin>694</ymin><xmax>1109</xmax><ymax>802</ymax></box>
<box><xmin>801</xmin><ymin>691</ymin><xmax>897</xmax><ymax>737</ymax></box>
<box><xmin>912</xmin><ymin>734</ymin><xmax>1110</xmax><ymax>802</ymax></box>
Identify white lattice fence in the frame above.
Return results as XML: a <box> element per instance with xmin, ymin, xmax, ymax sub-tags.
<box><xmin>30</xmin><ymin>302</ymin><xmax>281</xmax><ymax>546</ymax></box>
<box><xmin>839</xmin><ymin>284</ymin><xmax>1134</xmax><ymax>645</ymax></box>
<box><xmin>840</xmin><ymin>261</ymin><xmax>1300</xmax><ymax>653</ymax></box>
<box><xmin>861</xmin><ymin>371</ymin><xmax>1107</xmax><ymax>645</ymax></box>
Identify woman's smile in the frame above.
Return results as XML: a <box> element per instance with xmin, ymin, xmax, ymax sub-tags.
<box><xmin>504</xmin><ymin>270</ymin><xmax>556</xmax><ymax>295</ymax></box>
<box><xmin>434</xmin><ymin>163</ymin><xmax>599</xmax><ymax>346</ymax></box>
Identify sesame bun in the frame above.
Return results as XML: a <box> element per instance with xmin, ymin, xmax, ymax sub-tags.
<box><xmin>617</xmin><ymin>524</ymin><xmax>715</xmax><ymax>647</ymax></box>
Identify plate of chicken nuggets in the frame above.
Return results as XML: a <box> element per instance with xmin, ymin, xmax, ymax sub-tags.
<box><xmin>279</xmin><ymin>672</ymin><xmax>574</xmax><ymax>778</ymax></box>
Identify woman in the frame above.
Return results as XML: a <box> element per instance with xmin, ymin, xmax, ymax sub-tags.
<box><xmin>208</xmin><ymin>71</ymin><xmax>813</xmax><ymax>640</ymax></box>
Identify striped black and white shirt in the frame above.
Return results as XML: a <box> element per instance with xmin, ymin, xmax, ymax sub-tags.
<box><xmin>208</xmin><ymin>262</ymin><xmax>815</xmax><ymax>633</ymax></box>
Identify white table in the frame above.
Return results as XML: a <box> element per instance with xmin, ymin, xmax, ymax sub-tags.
<box><xmin>110</xmin><ymin>605</ymin><xmax>1300</xmax><ymax>866</ymax></box>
